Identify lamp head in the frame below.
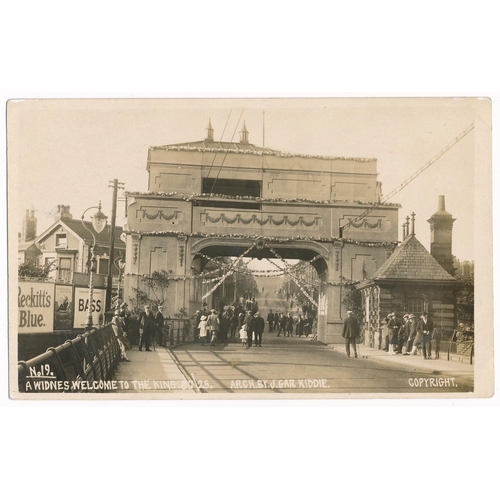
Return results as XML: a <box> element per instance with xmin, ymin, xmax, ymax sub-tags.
<box><xmin>91</xmin><ymin>202</ymin><xmax>108</xmax><ymax>234</ymax></box>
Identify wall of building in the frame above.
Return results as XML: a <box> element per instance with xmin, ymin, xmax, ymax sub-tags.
<box><xmin>148</xmin><ymin>148</ymin><xmax>379</xmax><ymax>203</ymax></box>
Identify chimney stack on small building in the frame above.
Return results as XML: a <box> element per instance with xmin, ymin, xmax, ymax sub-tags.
<box><xmin>427</xmin><ymin>195</ymin><xmax>455</xmax><ymax>276</ymax></box>
<box><xmin>55</xmin><ymin>205</ymin><xmax>73</xmax><ymax>221</ymax></box>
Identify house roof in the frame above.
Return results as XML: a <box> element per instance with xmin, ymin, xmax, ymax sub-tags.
<box><xmin>369</xmin><ymin>235</ymin><xmax>456</xmax><ymax>282</ymax></box>
<box><xmin>18</xmin><ymin>240</ymin><xmax>40</xmax><ymax>252</ymax></box>
<box><xmin>62</xmin><ymin>219</ymin><xmax>125</xmax><ymax>247</ymax></box>
<box><xmin>36</xmin><ymin>219</ymin><xmax>125</xmax><ymax>248</ymax></box>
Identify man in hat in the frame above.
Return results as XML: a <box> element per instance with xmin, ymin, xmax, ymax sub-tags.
<box><xmin>267</xmin><ymin>309</ymin><xmax>275</xmax><ymax>332</ymax></box>
<box><xmin>403</xmin><ymin>314</ymin><xmax>418</xmax><ymax>355</ymax></box>
<box><xmin>387</xmin><ymin>312</ymin><xmax>400</xmax><ymax>355</ymax></box>
<box><xmin>396</xmin><ymin>314</ymin><xmax>409</xmax><ymax>354</ymax></box>
<box><xmin>418</xmin><ymin>312</ymin><xmax>434</xmax><ymax>359</ymax></box>
<box><xmin>138</xmin><ymin>304</ymin><xmax>155</xmax><ymax>351</ymax></box>
<box><xmin>206</xmin><ymin>309</ymin><xmax>219</xmax><ymax>347</ymax></box>
<box><xmin>155</xmin><ymin>305</ymin><xmax>165</xmax><ymax>347</ymax></box>
<box><xmin>342</xmin><ymin>310</ymin><xmax>360</xmax><ymax>358</ymax></box>
<box><xmin>244</xmin><ymin>310</ymin><xmax>255</xmax><ymax>346</ymax></box>
<box><xmin>251</xmin><ymin>311</ymin><xmax>265</xmax><ymax>347</ymax></box>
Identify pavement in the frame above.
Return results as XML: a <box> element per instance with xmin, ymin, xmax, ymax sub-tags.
<box><xmin>110</xmin><ymin>330</ymin><xmax>474</xmax><ymax>396</ymax></box>
<box><xmin>351</xmin><ymin>343</ymin><xmax>474</xmax><ymax>377</ymax></box>
<box><xmin>113</xmin><ymin>344</ymin><xmax>197</xmax><ymax>393</ymax></box>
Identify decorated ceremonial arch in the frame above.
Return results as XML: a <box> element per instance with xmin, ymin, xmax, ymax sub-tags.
<box><xmin>122</xmin><ymin>122</ymin><xmax>399</xmax><ymax>344</ymax></box>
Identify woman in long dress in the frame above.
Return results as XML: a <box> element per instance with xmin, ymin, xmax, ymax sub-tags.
<box><xmin>111</xmin><ymin>309</ymin><xmax>131</xmax><ymax>362</ymax></box>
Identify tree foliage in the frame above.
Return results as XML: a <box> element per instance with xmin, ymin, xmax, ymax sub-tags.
<box><xmin>341</xmin><ymin>283</ymin><xmax>363</xmax><ymax>323</ymax></box>
<box><xmin>18</xmin><ymin>259</ymin><xmax>56</xmax><ymax>279</ymax></box>
<box><xmin>130</xmin><ymin>269</ymin><xmax>173</xmax><ymax>314</ymax></box>
<box><xmin>455</xmin><ymin>272</ymin><xmax>474</xmax><ymax>328</ymax></box>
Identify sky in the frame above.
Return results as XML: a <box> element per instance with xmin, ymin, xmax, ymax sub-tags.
<box><xmin>10</xmin><ymin>97</ymin><xmax>484</xmax><ymax>262</ymax></box>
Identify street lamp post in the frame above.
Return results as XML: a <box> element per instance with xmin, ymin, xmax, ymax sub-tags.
<box><xmin>81</xmin><ymin>202</ymin><xmax>108</xmax><ymax>331</ymax></box>
<box><xmin>114</xmin><ymin>256</ymin><xmax>126</xmax><ymax>302</ymax></box>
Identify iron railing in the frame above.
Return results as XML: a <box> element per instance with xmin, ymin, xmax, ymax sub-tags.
<box><xmin>127</xmin><ymin>318</ymin><xmax>192</xmax><ymax>348</ymax></box>
<box><xmin>447</xmin><ymin>337</ymin><xmax>474</xmax><ymax>365</ymax></box>
<box><xmin>164</xmin><ymin>319</ymin><xmax>192</xmax><ymax>347</ymax></box>
<box><xmin>18</xmin><ymin>324</ymin><xmax>121</xmax><ymax>393</ymax></box>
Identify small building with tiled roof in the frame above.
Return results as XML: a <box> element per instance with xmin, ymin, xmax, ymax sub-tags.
<box><xmin>356</xmin><ymin>206</ymin><xmax>459</xmax><ymax>349</ymax></box>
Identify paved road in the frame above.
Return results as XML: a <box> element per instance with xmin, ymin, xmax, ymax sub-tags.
<box><xmin>169</xmin><ymin>329</ymin><xmax>474</xmax><ymax>395</ymax></box>
<box><xmin>112</xmin><ymin>318</ymin><xmax>473</xmax><ymax>396</ymax></box>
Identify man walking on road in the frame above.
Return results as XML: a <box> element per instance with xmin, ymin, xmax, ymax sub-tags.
<box><xmin>286</xmin><ymin>312</ymin><xmax>294</xmax><ymax>337</ymax></box>
<box><xmin>252</xmin><ymin>311</ymin><xmax>265</xmax><ymax>347</ymax></box>
<box><xmin>207</xmin><ymin>309</ymin><xmax>220</xmax><ymax>347</ymax></box>
<box><xmin>244</xmin><ymin>311</ymin><xmax>254</xmax><ymax>347</ymax></box>
<box><xmin>267</xmin><ymin>310</ymin><xmax>274</xmax><ymax>332</ymax></box>
<box><xmin>342</xmin><ymin>310</ymin><xmax>360</xmax><ymax>358</ymax></box>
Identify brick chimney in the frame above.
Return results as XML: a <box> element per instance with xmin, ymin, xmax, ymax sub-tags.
<box><xmin>54</xmin><ymin>205</ymin><xmax>73</xmax><ymax>221</ymax></box>
<box><xmin>427</xmin><ymin>195</ymin><xmax>456</xmax><ymax>276</ymax></box>
<box><xmin>22</xmin><ymin>209</ymin><xmax>37</xmax><ymax>242</ymax></box>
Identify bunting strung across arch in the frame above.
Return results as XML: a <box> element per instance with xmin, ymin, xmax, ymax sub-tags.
<box><xmin>267</xmin><ymin>248</ymin><xmax>319</xmax><ymax>308</ymax></box>
<box><xmin>200</xmin><ymin>241</ymin><xmax>258</xmax><ymax>300</ymax></box>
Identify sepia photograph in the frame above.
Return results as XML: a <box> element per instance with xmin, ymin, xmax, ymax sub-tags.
<box><xmin>8</xmin><ymin>97</ymin><xmax>493</xmax><ymax>399</ymax></box>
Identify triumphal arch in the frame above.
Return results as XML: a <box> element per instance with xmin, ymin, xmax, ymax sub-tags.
<box><xmin>123</xmin><ymin>122</ymin><xmax>399</xmax><ymax>344</ymax></box>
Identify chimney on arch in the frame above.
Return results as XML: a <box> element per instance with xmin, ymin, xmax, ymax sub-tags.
<box><xmin>206</xmin><ymin>118</ymin><xmax>214</xmax><ymax>142</ymax></box>
<box><xmin>239</xmin><ymin>121</ymin><xmax>249</xmax><ymax>144</ymax></box>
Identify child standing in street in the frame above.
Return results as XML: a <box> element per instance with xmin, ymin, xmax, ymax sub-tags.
<box><xmin>239</xmin><ymin>324</ymin><xmax>248</xmax><ymax>346</ymax></box>
<box><xmin>198</xmin><ymin>315</ymin><xmax>208</xmax><ymax>346</ymax></box>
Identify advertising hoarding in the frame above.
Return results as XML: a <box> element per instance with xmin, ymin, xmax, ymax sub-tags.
<box><xmin>73</xmin><ymin>287</ymin><xmax>106</xmax><ymax>329</ymax></box>
<box><xmin>18</xmin><ymin>281</ymin><xmax>55</xmax><ymax>334</ymax></box>
<box><xmin>54</xmin><ymin>284</ymin><xmax>74</xmax><ymax>331</ymax></box>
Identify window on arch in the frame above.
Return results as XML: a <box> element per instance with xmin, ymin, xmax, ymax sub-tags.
<box><xmin>198</xmin><ymin>178</ymin><xmax>262</xmax><ymax>210</ymax></box>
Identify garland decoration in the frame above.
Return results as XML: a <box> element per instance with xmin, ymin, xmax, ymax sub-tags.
<box><xmin>150</xmin><ymin>144</ymin><xmax>376</xmax><ymax>163</ymax></box>
<box><xmin>126</xmin><ymin>272</ymin><xmax>192</xmax><ymax>281</ymax></box>
<box><xmin>142</xmin><ymin>210</ymin><xmax>179</xmax><ymax>221</ymax></box>
<box><xmin>324</xmin><ymin>278</ymin><xmax>360</xmax><ymax>287</ymax></box>
<box><xmin>125</xmin><ymin>191</ymin><xmax>401</xmax><ymax>208</ymax></box>
<box><xmin>346</xmin><ymin>218</ymin><xmax>382</xmax><ymax>230</ymax></box>
<box><xmin>203</xmin><ymin>212</ymin><xmax>319</xmax><ymax>227</ymax></box>
<box><xmin>126</xmin><ymin>229</ymin><xmax>398</xmax><ymax>248</ymax></box>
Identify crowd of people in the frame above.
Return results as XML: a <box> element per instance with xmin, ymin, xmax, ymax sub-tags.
<box><xmin>110</xmin><ymin>301</ymin><xmax>168</xmax><ymax>360</ymax></box>
<box><xmin>193</xmin><ymin>305</ymin><xmax>316</xmax><ymax>348</ymax></box>
<box><xmin>382</xmin><ymin>311</ymin><xmax>437</xmax><ymax>359</ymax></box>
<box><xmin>341</xmin><ymin>309</ymin><xmax>440</xmax><ymax>360</ymax></box>
<box><xmin>267</xmin><ymin>309</ymin><xmax>314</xmax><ymax>338</ymax></box>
